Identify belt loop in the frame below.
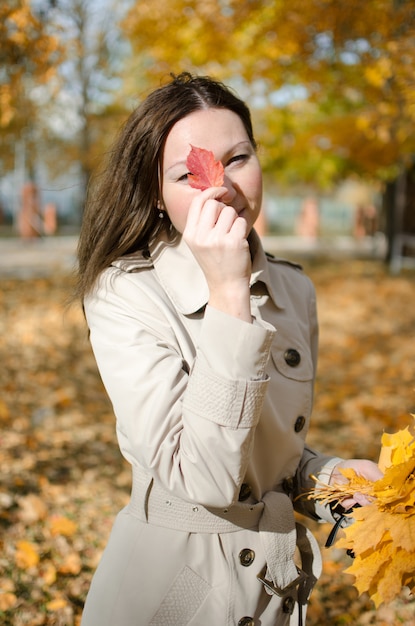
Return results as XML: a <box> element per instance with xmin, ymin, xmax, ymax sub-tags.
<box><xmin>131</xmin><ymin>466</ymin><xmax>154</xmax><ymax>522</ymax></box>
<box><xmin>258</xmin><ymin>491</ymin><xmax>299</xmax><ymax>591</ymax></box>
<box><xmin>144</xmin><ymin>477</ymin><xmax>153</xmax><ymax>522</ymax></box>
<box><xmin>295</xmin><ymin>522</ymin><xmax>322</xmax><ymax>605</ymax></box>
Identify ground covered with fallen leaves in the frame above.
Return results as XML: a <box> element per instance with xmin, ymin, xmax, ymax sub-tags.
<box><xmin>1</xmin><ymin>258</ymin><xmax>414</xmax><ymax>625</ymax></box>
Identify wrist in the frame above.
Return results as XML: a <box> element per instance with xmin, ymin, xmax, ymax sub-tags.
<box><xmin>208</xmin><ymin>282</ymin><xmax>252</xmax><ymax>323</ymax></box>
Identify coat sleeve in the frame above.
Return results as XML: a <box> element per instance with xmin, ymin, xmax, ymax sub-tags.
<box><xmin>293</xmin><ymin>279</ymin><xmax>343</xmax><ymax>523</ymax></box>
<box><xmin>293</xmin><ymin>447</ymin><xmax>342</xmax><ymax>522</ymax></box>
<box><xmin>84</xmin><ymin>268</ymin><xmax>276</xmax><ymax>508</ymax></box>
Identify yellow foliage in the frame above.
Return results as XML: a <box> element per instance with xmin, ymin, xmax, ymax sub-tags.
<box><xmin>15</xmin><ymin>540</ymin><xmax>40</xmax><ymax>569</ymax></box>
<box><xmin>0</xmin><ymin>398</ymin><xmax>9</xmax><ymax>420</ymax></box>
<box><xmin>17</xmin><ymin>493</ymin><xmax>48</xmax><ymax>523</ymax></box>
<box><xmin>310</xmin><ymin>415</ymin><xmax>415</xmax><ymax>607</ymax></box>
<box><xmin>122</xmin><ymin>0</ymin><xmax>415</xmax><ymax>182</ymax></box>
<box><xmin>364</xmin><ymin>58</ymin><xmax>393</xmax><ymax>89</ymax></box>
<box><xmin>58</xmin><ymin>552</ymin><xmax>82</xmax><ymax>575</ymax></box>
<box><xmin>0</xmin><ymin>592</ymin><xmax>18</xmax><ymax>611</ymax></box>
<box><xmin>49</xmin><ymin>515</ymin><xmax>78</xmax><ymax>537</ymax></box>
<box><xmin>379</xmin><ymin>425</ymin><xmax>415</xmax><ymax>470</ymax></box>
<box><xmin>0</xmin><ymin>1</ymin><xmax>60</xmax><ymax>130</ymax></box>
<box><xmin>46</xmin><ymin>595</ymin><xmax>68</xmax><ymax>611</ymax></box>
<box><xmin>40</xmin><ymin>562</ymin><xmax>57</xmax><ymax>587</ymax></box>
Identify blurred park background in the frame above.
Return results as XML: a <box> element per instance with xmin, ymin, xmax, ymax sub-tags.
<box><xmin>1</xmin><ymin>1</ymin><xmax>415</xmax><ymax>625</ymax></box>
<box><xmin>1</xmin><ymin>0</ymin><xmax>415</xmax><ymax>271</ymax></box>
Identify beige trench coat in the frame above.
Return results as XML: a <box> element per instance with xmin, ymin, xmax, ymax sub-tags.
<box><xmin>81</xmin><ymin>230</ymin><xmax>341</xmax><ymax>626</ymax></box>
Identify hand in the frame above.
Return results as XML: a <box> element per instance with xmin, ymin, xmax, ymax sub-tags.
<box><xmin>330</xmin><ymin>459</ymin><xmax>384</xmax><ymax>509</ymax></box>
<box><xmin>183</xmin><ymin>187</ymin><xmax>252</xmax><ymax>322</ymax></box>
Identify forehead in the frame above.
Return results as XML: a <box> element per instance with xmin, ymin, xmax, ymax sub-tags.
<box><xmin>163</xmin><ymin>108</ymin><xmax>249</xmax><ymax>162</ymax></box>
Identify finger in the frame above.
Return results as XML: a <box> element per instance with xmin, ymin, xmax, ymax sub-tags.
<box><xmin>197</xmin><ymin>199</ymin><xmax>226</xmax><ymax>230</ymax></box>
<box><xmin>214</xmin><ymin>204</ymin><xmax>239</xmax><ymax>231</ymax></box>
<box><xmin>229</xmin><ymin>215</ymin><xmax>249</xmax><ymax>239</ymax></box>
<box><xmin>341</xmin><ymin>493</ymin><xmax>372</xmax><ymax>510</ymax></box>
<box><xmin>184</xmin><ymin>187</ymin><xmax>227</xmax><ymax>232</ymax></box>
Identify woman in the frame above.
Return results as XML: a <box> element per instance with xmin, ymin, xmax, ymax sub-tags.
<box><xmin>77</xmin><ymin>73</ymin><xmax>381</xmax><ymax>626</ymax></box>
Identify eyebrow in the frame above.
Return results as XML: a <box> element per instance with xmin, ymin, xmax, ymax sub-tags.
<box><xmin>164</xmin><ymin>141</ymin><xmax>252</xmax><ymax>174</ymax></box>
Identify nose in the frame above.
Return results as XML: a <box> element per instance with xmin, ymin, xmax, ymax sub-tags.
<box><xmin>220</xmin><ymin>174</ymin><xmax>238</xmax><ymax>205</ymax></box>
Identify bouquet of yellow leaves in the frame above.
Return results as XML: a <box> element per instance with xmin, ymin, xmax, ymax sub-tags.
<box><xmin>309</xmin><ymin>415</ymin><xmax>415</xmax><ymax>607</ymax></box>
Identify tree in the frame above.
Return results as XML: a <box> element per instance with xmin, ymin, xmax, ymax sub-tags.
<box><xmin>122</xmin><ymin>0</ymin><xmax>415</xmax><ymax>262</ymax></box>
<box><xmin>0</xmin><ymin>0</ymin><xmax>60</xmax><ymax>174</ymax></box>
<box><xmin>34</xmin><ymin>0</ymin><xmax>130</xmax><ymax>205</ymax></box>
<box><xmin>122</xmin><ymin>0</ymin><xmax>414</xmax><ymax>180</ymax></box>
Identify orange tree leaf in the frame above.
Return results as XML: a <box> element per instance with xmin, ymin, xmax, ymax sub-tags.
<box><xmin>337</xmin><ymin>500</ymin><xmax>415</xmax><ymax>607</ymax></box>
<box><xmin>343</xmin><ymin>540</ymin><xmax>392</xmax><ymax>598</ymax></box>
<box><xmin>186</xmin><ymin>145</ymin><xmax>224</xmax><ymax>190</ymax></box>
<box><xmin>58</xmin><ymin>552</ymin><xmax>82</xmax><ymax>575</ymax></box>
<box><xmin>344</xmin><ymin>541</ymin><xmax>408</xmax><ymax>607</ymax></box>
<box><xmin>376</xmin><ymin>547</ymin><xmax>415</xmax><ymax>605</ymax></box>
<box><xmin>374</xmin><ymin>459</ymin><xmax>415</xmax><ymax>513</ymax></box>
<box><xmin>0</xmin><ymin>592</ymin><xmax>18</xmax><ymax>611</ymax></box>
<box><xmin>337</xmin><ymin>467</ymin><xmax>376</xmax><ymax>494</ymax></box>
<box><xmin>49</xmin><ymin>515</ymin><xmax>78</xmax><ymax>537</ymax></box>
<box><xmin>314</xmin><ymin>416</ymin><xmax>415</xmax><ymax>606</ymax></box>
<box><xmin>336</xmin><ymin>505</ymin><xmax>388</xmax><ymax>555</ymax></box>
<box><xmin>15</xmin><ymin>540</ymin><xmax>40</xmax><ymax>569</ymax></box>
<box><xmin>387</xmin><ymin>513</ymin><xmax>415</xmax><ymax>553</ymax></box>
<box><xmin>40</xmin><ymin>562</ymin><xmax>57</xmax><ymax>587</ymax></box>
<box><xmin>379</xmin><ymin>414</ymin><xmax>415</xmax><ymax>472</ymax></box>
<box><xmin>46</xmin><ymin>595</ymin><xmax>68</xmax><ymax>611</ymax></box>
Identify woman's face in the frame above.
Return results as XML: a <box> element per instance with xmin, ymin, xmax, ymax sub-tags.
<box><xmin>161</xmin><ymin>108</ymin><xmax>263</xmax><ymax>234</ymax></box>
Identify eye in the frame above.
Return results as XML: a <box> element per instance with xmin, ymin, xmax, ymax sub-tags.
<box><xmin>227</xmin><ymin>154</ymin><xmax>249</xmax><ymax>166</ymax></box>
<box><xmin>177</xmin><ymin>172</ymin><xmax>191</xmax><ymax>182</ymax></box>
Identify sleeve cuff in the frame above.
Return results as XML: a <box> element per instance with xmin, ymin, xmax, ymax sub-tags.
<box><xmin>197</xmin><ymin>305</ymin><xmax>275</xmax><ymax>380</ymax></box>
<box><xmin>314</xmin><ymin>457</ymin><xmax>343</xmax><ymax>523</ymax></box>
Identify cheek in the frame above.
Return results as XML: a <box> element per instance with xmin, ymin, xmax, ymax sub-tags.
<box><xmin>162</xmin><ymin>187</ymin><xmax>191</xmax><ymax>234</ymax></box>
<box><xmin>247</xmin><ymin>168</ymin><xmax>263</xmax><ymax>204</ymax></box>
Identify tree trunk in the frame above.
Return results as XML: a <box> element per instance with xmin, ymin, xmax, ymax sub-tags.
<box><xmin>382</xmin><ymin>164</ymin><xmax>415</xmax><ymax>272</ymax></box>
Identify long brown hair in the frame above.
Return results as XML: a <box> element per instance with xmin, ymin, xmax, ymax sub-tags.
<box><xmin>76</xmin><ymin>72</ymin><xmax>257</xmax><ymax>300</ymax></box>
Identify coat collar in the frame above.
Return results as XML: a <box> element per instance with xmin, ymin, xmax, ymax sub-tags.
<box><xmin>113</xmin><ymin>230</ymin><xmax>287</xmax><ymax>314</ymax></box>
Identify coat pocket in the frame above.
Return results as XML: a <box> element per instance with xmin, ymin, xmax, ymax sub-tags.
<box><xmin>270</xmin><ymin>329</ymin><xmax>313</xmax><ymax>382</ymax></box>
<box><xmin>149</xmin><ymin>566</ymin><xmax>211</xmax><ymax>626</ymax></box>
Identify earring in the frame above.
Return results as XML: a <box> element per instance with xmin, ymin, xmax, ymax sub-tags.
<box><xmin>156</xmin><ymin>200</ymin><xmax>164</xmax><ymax>219</ymax></box>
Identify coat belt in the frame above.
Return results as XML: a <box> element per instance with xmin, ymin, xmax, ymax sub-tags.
<box><xmin>128</xmin><ymin>465</ymin><xmax>322</xmax><ymax>604</ymax></box>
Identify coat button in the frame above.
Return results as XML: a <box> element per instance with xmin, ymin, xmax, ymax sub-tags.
<box><xmin>284</xmin><ymin>348</ymin><xmax>301</xmax><ymax>367</ymax></box>
<box><xmin>282</xmin><ymin>596</ymin><xmax>295</xmax><ymax>614</ymax></box>
<box><xmin>282</xmin><ymin>476</ymin><xmax>294</xmax><ymax>495</ymax></box>
<box><xmin>238</xmin><ymin>483</ymin><xmax>252</xmax><ymax>501</ymax></box>
<box><xmin>238</xmin><ymin>618</ymin><xmax>255</xmax><ymax>626</ymax></box>
<box><xmin>239</xmin><ymin>548</ymin><xmax>255</xmax><ymax>567</ymax></box>
<box><xmin>294</xmin><ymin>415</ymin><xmax>306</xmax><ymax>432</ymax></box>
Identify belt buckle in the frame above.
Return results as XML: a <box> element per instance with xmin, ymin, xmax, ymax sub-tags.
<box><xmin>257</xmin><ymin>565</ymin><xmax>308</xmax><ymax>597</ymax></box>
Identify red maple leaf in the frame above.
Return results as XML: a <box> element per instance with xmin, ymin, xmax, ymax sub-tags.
<box><xmin>186</xmin><ymin>145</ymin><xmax>224</xmax><ymax>190</ymax></box>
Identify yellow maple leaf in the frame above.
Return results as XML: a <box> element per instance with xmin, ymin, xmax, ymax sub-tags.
<box><xmin>308</xmin><ymin>415</ymin><xmax>415</xmax><ymax>607</ymax></box>
<box><xmin>346</xmin><ymin>541</ymin><xmax>410</xmax><ymax>606</ymax></box>
<box><xmin>336</xmin><ymin>505</ymin><xmax>388</xmax><ymax>556</ymax></box>
<box><xmin>15</xmin><ymin>540</ymin><xmax>40</xmax><ymax>569</ymax></box>
<box><xmin>0</xmin><ymin>592</ymin><xmax>18</xmax><ymax>611</ymax></box>
<box><xmin>374</xmin><ymin>459</ymin><xmax>415</xmax><ymax>514</ymax></box>
<box><xmin>49</xmin><ymin>515</ymin><xmax>78</xmax><ymax>537</ymax></box>
<box><xmin>46</xmin><ymin>595</ymin><xmax>68</xmax><ymax>611</ymax></box>
<box><xmin>387</xmin><ymin>513</ymin><xmax>415</xmax><ymax>553</ymax></box>
<box><xmin>379</xmin><ymin>417</ymin><xmax>415</xmax><ymax>471</ymax></box>
<box><xmin>58</xmin><ymin>552</ymin><xmax>82</xmax><ymax>575</ymax></box>
<box><xmin>40</xmin><ymin>561</ymin><xmax>57</xmax><ymax>587</ymax></box>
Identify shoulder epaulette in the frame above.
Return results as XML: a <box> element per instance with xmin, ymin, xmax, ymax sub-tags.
<box><xmin>265</xmin><ymin>252</ymin><xmax>303</xmax><ymax>271</ymax></box>
<box><xmin>111</xmin><ymin>249</ymin><xmax>154</xmax><ymax>272</ymax></box>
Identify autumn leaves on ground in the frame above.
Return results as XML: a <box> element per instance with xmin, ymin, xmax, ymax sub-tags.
<box><xmin>1</xmin><ymin>258</ymin><xmax>414</xmax><ymax>625</ymax></box>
